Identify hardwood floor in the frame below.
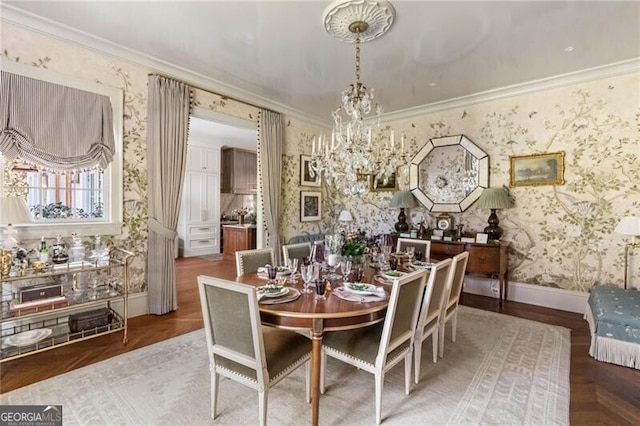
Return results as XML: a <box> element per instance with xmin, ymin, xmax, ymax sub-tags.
<box><xmin>2</xmin><ymin>255</ymin><xmax>639</xmax><ymax>424</ymax></box>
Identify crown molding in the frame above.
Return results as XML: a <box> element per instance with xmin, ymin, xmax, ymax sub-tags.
<box><xmin>381</xmin><ymin>58</ymin><xmax>640</xmax><ymax>123</ymax></box>
<box><xmin>0</xmin><ymin>4</ymin><xmax>329</xmax><ymax>128</ymax></box>
<box><xmin>3</xmin><ymin>4</ymin><xmax>637</xmax><ymax>128</ymax></box>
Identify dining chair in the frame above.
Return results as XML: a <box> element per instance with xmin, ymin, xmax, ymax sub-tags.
<box><xmin>319</xmin><ymin>269</ymin><xmax>428</xmax><ymax>425</ymax></box>
<box><xmin>396</xmin><ymin>238</ymin><xmax>431</xmax><ymax>261</ymax></box>
<box><xmin>281</xmin><ymin>242</ymin><xmax>312</xmax><ymax>263</ymax></box>
<box><xmin>438</xmin><ymin>251</ymin><xmax>469</xmax><ymax>358</ymax></box>
<box><xmin>235</xmin><ymin>248</ymin><xmax>274</xmax><ymax>276</ymax></box>
<box><xmin>413</xmin><ymin>258</ymin><xmax>453</xmax><ymax>384</ymax></box>
<box><xmin>197</xmin><ymin>275</ymin><xmax>311</xmax><ymax>426</ymax></box>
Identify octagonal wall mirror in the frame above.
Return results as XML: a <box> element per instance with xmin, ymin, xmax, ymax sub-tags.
<box><xmin>409</xmin><ymin>134</ymin><xmax>489</xmax><ymax>213</ymax></box>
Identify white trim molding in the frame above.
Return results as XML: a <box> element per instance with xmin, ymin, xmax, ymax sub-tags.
<box><xmin>463</xmin><ymin>277</ymin><xmax>589</xmax><ymax>314</ymax></box>
<box><xmin>0</xmin><ymin>3</ymin><xmax>327</xmax><ymax>128</ymax></box>
<box><xmin>382</xmin><ymin>58</ymin><xmax>640</xmax><ymax>123</ymax></box>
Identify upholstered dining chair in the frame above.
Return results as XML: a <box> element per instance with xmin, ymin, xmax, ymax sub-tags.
<box><xmin>319</xmin><ymin>269</ymin><xmax>428</xmax><ymax>425</ymax></box>
<box><xmin>396</xmin><ymin>238</ymin><xmax>431</xmax><ymax>261</ymax></box>
<box><xmin>281</xmin><ymin>242</ymin><xmax>312</xmax><ymax>263</ymax></box>
<box><xmin>235</xmin><ymin>248</ymin><xmax>275</xmax><ymax>276</ymax></box>
<box><xmin>197</xmin><ymin>275</ymin><xmax>311</xmax><ymax>426</ymax></box>
<box><xmin>438</xmin><ymin>251</ymin><xmax>470</xmax><ymax>358</ymax></box>
<box><xmin>413</xmin><ymin>258</ymin><xmax>453</xmax><ymax>384</ymax></box>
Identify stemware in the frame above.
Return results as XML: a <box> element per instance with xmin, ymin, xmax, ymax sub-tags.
<box><xmin>352</xmin><ymin>267</ymin><xmax>364</xmax><ymax>283</ymax></box>
<box><xmin>314</xmin><ymin>278</ymin><xmax>327</xmax><ymax>300</ymax></box>
<box><xmin>405</xmin><ymin>246</ymin><xmax>415</xmax><ymax>263</ymax></box>
<box><xmin>300</xmin><ymin>264</ymin><xmax>314</xmax><ymax>293</ymax></box>
<box><xmin>266</xmin><ymin>265</ymin><xmax>278</xmax><ymax>285</ymax></box>
<box><xmin>341</xmin><ymin>259</ymin><xmax>352</xmax><ymax>284</ymax></box>
<box><xmin>415</xmin><ymin>251</ymin><xmax>424</xmax><ymax>262</ymax></box>
<box><xmin>287</xmin><ymin>258</ymin><xmax>299</xmax><ymax>284</ymax></box>
<box><xmin>389</xmin><ymin>257</ymin><xmax>398</xmax><ymax>271</ymax></box>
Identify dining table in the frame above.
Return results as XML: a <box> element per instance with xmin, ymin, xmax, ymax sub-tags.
<box><xmin>235</xmin><ymin>270</ymin><xmax>391</xmax><ymax>426</ymax></box>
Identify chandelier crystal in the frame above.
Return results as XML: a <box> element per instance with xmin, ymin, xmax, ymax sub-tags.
<box><xmin>311</xmin><ymin>1</ymin><xmax>405</xmax><ymax>196</ymax></box>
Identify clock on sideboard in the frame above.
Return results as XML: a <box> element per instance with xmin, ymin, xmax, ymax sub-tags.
<box><xmin>436</xmin><ymin>213</ymin><xmax>453</xmax><ymax>231</ymax></box>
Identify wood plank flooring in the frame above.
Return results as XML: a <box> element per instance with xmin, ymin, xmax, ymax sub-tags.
<box><xmin>1</xmin><ymin>255</ymin><xmax>639</xmax><ymax>425</ymax></box>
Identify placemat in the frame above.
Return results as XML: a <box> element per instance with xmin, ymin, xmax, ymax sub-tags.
<box><xmin>259</xmin><ymin>287</ymin><xmax>301</xmax><ymax>305</ymax></box>
<box><xmin>332</xmin><ymin>287</ymin><xmax>388</xmax><ymax>303</ymax></box>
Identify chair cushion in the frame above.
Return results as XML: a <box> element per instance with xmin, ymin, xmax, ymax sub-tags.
<box><xmin>322</xmin><ymin>323</ymin><xmax>384</xmax><ymax>365</ymax></box>
<box><xmin>288</xmin><ymin>233</ymin><xmax>325</xmax><ymax>245</ymax></box>
<box><xmin>263</xmin><ymin>327</ymin><xmax>311</xmax><ymax>381</ymax></box>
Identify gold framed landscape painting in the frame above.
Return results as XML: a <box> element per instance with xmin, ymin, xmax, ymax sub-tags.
<box><xmin>510</xmin><ymin>152</ymin><xmax>565</xmax><ymax>187</ymax></box>
<box><xmin>369</xmin><ymin>172</ymin><xmax>398</xmax><ymax>192</ymax></box>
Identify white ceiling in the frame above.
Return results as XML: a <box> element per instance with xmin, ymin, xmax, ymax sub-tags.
<box><xmin>3</xmin><ymin>1</ymin><xmax>640</xmax><ymax>125</ymax></box>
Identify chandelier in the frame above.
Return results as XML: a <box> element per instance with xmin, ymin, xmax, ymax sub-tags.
<box><xmin>310</xmin><ymin>0</ymin><xmax>406</xmax><ymax>196</ymax></box>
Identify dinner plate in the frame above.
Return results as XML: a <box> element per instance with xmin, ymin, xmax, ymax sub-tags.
<box><xmin>343</xmin><ymin>283</ymin><xmax>380</xmax><ymax>295</ymax></box>
<box><xmin>257</xmin><ymin>267</ymin><xmax>292</xmax><ymax>277</ymax></box>
<box><xmin>256</xmin><ymin>286</ymin><xmax>288</xmax><ymax>298</ymax></box>
<box><xmin>5</xmin><ymin>328</ymin><xmax>52</xmax><ymax>347</ymax></box>
<box><xmin>410</xmin><ymin>261</ymin><xmax>436</xmax><ymax>269</ymax></box>
<box><xmin>381</xmin><ymin>270</ymin><xmax>408</xmax><ymax>279</ymax></box>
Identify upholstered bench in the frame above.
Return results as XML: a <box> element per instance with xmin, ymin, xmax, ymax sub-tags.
<box><xmin>288</xmin><ymin>233</ymin><xmax>325</xmax><ymax>245</ymax></box>
<box><xmin>584</xmin><ymin>285</ymin><xmax>640</xmax><ymax>369</ymax></box>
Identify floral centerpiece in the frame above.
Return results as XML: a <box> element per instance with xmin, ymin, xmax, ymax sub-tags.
<box><xmin>341</xmin><ymin>230</ymin><xmax>368</xmax><ymax>263</ymax></box>
<box><xmin>232</xmin><ymin>207</ymin><xmax>249</xmax><ymax>224</ymax></box>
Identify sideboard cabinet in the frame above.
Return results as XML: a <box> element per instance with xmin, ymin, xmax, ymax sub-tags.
<box><xmin>429</xmin><ymin>240</ymin><xmax>510</xmax><ymax>305</ymax></box>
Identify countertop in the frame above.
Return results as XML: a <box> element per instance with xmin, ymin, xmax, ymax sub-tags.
<box><xmin>220</xmin><ymin>220</ymin><xmax>239</xmax><ymax>225</ymax></box>
<box><xmin>222</xmin><ymin>224</ymin><xmax>257</xmax><ymax>229</ymax></box>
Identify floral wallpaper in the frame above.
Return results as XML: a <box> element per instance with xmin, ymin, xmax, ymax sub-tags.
<box><xmin>281</xmin><ymin>73</ymin><xmax>639</xmax><ymax>293</ymax></box>
<box><xmin>3</xmin><ymin>22</ymin><xmax>639</xmax><ymax>295</ymax></box>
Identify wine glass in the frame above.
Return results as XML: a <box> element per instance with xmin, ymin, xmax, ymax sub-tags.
<box><xmin>405</xmin><ymin>246</ymin><xmax>415</xmax><ymax>263</ymax></box>
<box><xmin>389</xmin><ymin>257</ymin><xmax>398</xmax><ymax>271</ymax></box>
<box><xmin>341</xmin><ymin>259</ymin><xmax>352</xmax><ymax>285</ymax></box>
<box><xmin>353</xmin><ymin>267</ymin><xmax>364</xmax><ymax>283</ymax></box>
<box><xmin>286</xmin><ymin>257</ymin><xmax>299</xmax><ymax>284</ymax></box>
<box><xmin>415</xmin><ymin>251</ymin><xmax>424</xmax><ymax>262</ymax></box>
<box><xmin>300</xmin><ymin>264</ymin><xmax>314</xmax><ymax>293</ymax></box>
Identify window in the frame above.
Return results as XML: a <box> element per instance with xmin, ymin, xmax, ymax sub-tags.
<box><xmin>0</xmin><ymin>58</ymin><xmax>123</xmax><ymax>239</ymax></box>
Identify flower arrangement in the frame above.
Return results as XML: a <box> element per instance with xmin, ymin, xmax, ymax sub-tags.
<box><xmin>231</xmin><ymin>207</ymin><xmax>249</xmax><ymax>217</ymax></box>
<box><xmin>340</xmin><ymin>230</ymin><xmax>368</xmax><ymax>257</ymax></box>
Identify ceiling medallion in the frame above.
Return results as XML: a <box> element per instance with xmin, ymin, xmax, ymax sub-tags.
<box><xmin>323</xmin><ymin>0</ymin><xmax>396</xmax><ymax>43</ymax></box>
<box><xmin>311</xmin><ymin>0</ymin><xmax>405</xmax><ymax>197</ymax></box>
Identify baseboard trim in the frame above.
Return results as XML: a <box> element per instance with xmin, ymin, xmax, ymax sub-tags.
<box><xmin>111</xmin><ymin>292</ymin><xmax>149</xmax><ymax>318</ymax></box>
<box><xmin>463</xmin><ymin>277</ymin><xmax>588</xmax><ymax>314</ymax></box>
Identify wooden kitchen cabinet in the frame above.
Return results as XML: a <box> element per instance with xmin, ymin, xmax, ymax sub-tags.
<box><xmin>223</xmin><ymin>225</ymin><xmax>257</xmax><ymax>255</ymax></box>
<box><xmin>221</xmin><ymin>148</ymin><xmax>257</xmax><ymax>194</ymax></box>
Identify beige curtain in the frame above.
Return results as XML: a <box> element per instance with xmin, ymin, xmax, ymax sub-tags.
<box><xmin>146</xmin><ymin>75</ymin><xmax>190</xmax><ymax>315</ymax></box>
<box><xmin>257</xmin><ymin>110</ymin><xmax>282</xmax><ymax>264</ymax></box>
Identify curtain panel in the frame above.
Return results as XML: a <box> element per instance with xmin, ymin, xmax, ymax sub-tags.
<box><xmin>0</xmin><ymin>71</ymin><xmax>115</xmax><ymax>169</ymax></box>
<box><xmin>257</xmin><ymin>110</ymin><xmax>282</xmax><ymax>264</ymax></box>
<box><xmin>146</xmin><ymin>75</ymin><xmax>191</xmax><ymax>315</ymax></box>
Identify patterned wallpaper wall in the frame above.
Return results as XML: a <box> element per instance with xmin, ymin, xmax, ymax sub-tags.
<box><xmin>3</xmin><ymin>23</ymin><xmax>639</xmax><ymax>295</ymax></box>
<box><xmin>280</xmin><ymin>73</ymin><xmax>639</xmax><ymax>292</ymax></box>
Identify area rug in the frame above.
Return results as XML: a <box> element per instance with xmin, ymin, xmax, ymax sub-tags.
<box><xmin>0</xmin><ymin>307</ymin><xmax>570</xmax><ymax>425</ymax></box>
<box><xmin>198</xmin><ymin>254</ymin><xmax>224</xmax><ymax>261</ymax></box>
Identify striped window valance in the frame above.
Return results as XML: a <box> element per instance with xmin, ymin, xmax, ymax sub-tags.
<box><xmin>0</xmin><ymin>71</ymin><xmax>115</xmax><ymax>170</ymax></box>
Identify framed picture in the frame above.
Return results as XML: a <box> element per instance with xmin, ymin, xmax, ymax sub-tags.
<box><xmin>300</xmin><ymin>155</ymin><xmax>320</xmax><ymax>187</ymax></box>
<box><xmin>509</xmin><ymin>152</ymin><xmax>565</xmax><ymax>187</ymax></box>
<box><xmin>300</xmin><ymin>191</ymin><xmax>321</xmax><ymax>222</ymax></box>
<box><xmin>369</xmin><ymin>172</ymin><xmax>398</xmax><ymax>192</ymax></box>
<box><xmin>475</xmin><ymin>233</ymin><xmax>489</xmax><ymax>244</ymax></box>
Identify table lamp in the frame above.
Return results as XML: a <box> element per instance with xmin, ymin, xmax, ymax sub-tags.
<box><xmin>475</xmin><ymin>187</ymin><xmax>513</xmax><ymax>240</ymax></box>
<box><xmin>614</xmin><ymin>216</ymin><xmax>640</xmax><ymax>289</ymax></box>
<box><xmin>0</xmin><ymin>197</ymin><xmax>33</xmax><ymax>248</ymax></box>
<box><xmin>389</xmin><ymin>190</ymin><xmax>417</xmax><ymax>233</ymax></box>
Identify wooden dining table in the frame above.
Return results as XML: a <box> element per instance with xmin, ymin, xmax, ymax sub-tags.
<box><xmin>235</xmin><ymin>272</ymin><xmax>390</xmax><ymax>426</ymax></box>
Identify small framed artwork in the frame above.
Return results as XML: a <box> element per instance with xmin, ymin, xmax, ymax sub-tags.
<box><xmin>369</xmin><ymin>172</ymin><xmax>398</xmax><ymax>192</ymax></box>
<box><xmin>509</xmin><ymin>151</ymin><xmax>565</xmax><ymax>187</ymax></box>
<box><xmin>475</xmin><ymin>233</ymin><xmax>489</xmax><ymax>244</ymax></box>
<box><xmin>300</xmin><ymin>155</ymin><xmax>320</xmax><ymax>187</ymax></box>
<box><xmin>300</xmin><ymin>191</ymin><xmax>322</xmax><ymax>222</ymax></box>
